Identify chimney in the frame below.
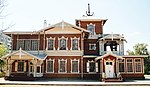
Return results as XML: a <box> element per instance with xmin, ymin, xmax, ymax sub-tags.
<box><xmin>43</xmin><ymin>20</ymin><xmax>47</xmax><ymax>28</ymax></box>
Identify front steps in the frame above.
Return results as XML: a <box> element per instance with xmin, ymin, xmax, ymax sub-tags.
<box><xmin>102</xmin><ymin>78</ymin><xmax>123</xmax><ymax>82</ymax></box>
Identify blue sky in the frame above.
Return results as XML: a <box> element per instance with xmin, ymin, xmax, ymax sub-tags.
<box><xmin>1</xmin><ymin>0</ymin><xmax>150</xmax><ymax>54</ymax></box>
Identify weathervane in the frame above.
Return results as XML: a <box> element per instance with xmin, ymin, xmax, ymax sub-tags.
<box><xmin>86</xmin><ymin>3</ymin><xmax>94</xmax><ymax>16</ymax></box>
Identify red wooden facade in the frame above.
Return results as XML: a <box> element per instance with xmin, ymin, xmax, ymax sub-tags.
<box><xmin>2</xmin><ymin>15</ymin><xmax>147</xmax><ymax>81</ymax></box>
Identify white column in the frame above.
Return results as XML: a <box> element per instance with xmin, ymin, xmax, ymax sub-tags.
<box><xmin>33</xmin><ymin>59</ymin><xmax>37</xmax><ymax>77</ymax></box>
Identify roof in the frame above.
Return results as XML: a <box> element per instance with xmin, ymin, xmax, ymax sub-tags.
<box><xmin>4</xmin><ymin>21</ymin><xmax>90</xmax><ymax>35</ymax></box>
<box><xmin>99</xmin><ymin>34</ymin><xmax>127</xmax><ymax>42</ymax></box>
<box><xmin>95</xmin><ymin>51</ymin><xmax>124</xmax><ymax>61</ymax></box>
<box><xmin>1</xmin><ymin>48</ymin><xmax>47</xmax><ymax>60</ymax></box>
<box><xmin>38</xmin><ymin>21</ymin><xmax>90</xmax><ymax>33</ymax></box>
<box><xmin>76</xmin><ymin>16</ymin><xmax>107</xmax><ymax>25</ymax></box>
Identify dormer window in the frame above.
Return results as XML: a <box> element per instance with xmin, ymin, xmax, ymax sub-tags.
<box><xmin>87</xmin><ymin>23</ymin><xmax>95</xmax><ymax>35</ymax></box>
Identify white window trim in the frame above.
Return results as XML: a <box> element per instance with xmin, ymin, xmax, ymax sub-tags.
<box><xmin>71</xmin><ymin>59</ymin><xmax>79</xmax><ymax>73</ymax></box>
<box><xmin>89</xmin><ymin>43</ymin><xmax>96</xmax><ymax>50</ymax></box>
<box><xmin>46</xmin><ymin>37</ymin><xmax>55</xmax><ymax>50</ymax></box>
<box><xmin>126</xmin><ymin>59</ymin><xmax>134</xmax><ymax>73</ymax></box>
<box><xmin>87</xmin><ymin>23</ymin><xmax>96</xmax><ymax>35</ymax></box>
<box><xmin>134</xmin><ymin>58</ymin><xmax>142</xmax><ymax>73</ymax></box>
<box><xmin>58</xmin><ymin>36</ymin><xmax>68</xmax><ymax>50</ymax></box>
<box><xmin>46</xmin><ymin>59</ymin><xmax>54</xmax><ymax>73</ymax></box>
<box><xmin>87</xmin><ymin>60</ymin><xmax>98</xmax><ymax>73</ymax></box>
<box><xmin>58</xmin><ymin>59</ymin><xmax>67</xmax><ymax>73</ymax></box>
<box><xmin>70</xmin><ymin>37</ymin><xmax>80</xmax><ymax>50</ymax></box>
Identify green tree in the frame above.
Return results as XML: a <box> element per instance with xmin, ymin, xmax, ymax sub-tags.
<box><xmin>0</xmin><ymin>43</ymin><xmax>8</xmax><ymax>72</ymax></box>
<box><xmin>127</xmin><ymin>43</ymin><xmax>150</xmax><ymax>74</ymax></box>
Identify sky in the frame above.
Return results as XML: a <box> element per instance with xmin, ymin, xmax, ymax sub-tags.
<box><xmin>1</xmin><ymin>0</ymin><xmax>150</xmax><ymax>54</ymax></box>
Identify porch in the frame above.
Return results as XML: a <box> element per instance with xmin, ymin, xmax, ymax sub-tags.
<box><xmin>1</xmin><ymin>49</ymin><xmax>47</xmax><ymax>80</ymax></box>
<box><xmin>95</xmin><ymin>52</ymin><xmax>124</xmax><ymax>82</ymax></box>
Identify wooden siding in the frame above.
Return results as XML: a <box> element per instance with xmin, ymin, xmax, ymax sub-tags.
<box><xmin>76</xmin><ymin>21</ymin><xmax>103</xmax><ymax>34</ymax></box>
<box><xmin>84</xmin><ymin>39</ymin><xmax>99</xmax><ymax>55</ymax></box>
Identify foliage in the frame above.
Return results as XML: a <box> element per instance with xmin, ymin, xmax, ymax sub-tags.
<box><xmin>127</xmin><ymin>43</ymin><xmax>150</xmax><ymax>74</ymax></box>
<box><xmin>127</xmin><ymin>43</ymin><xmax>149</xmax><ymax>55</ymax></box>
<box><xmin>0</xmin><ymin>43</ymin><xmax>8</xmax><ymax>72</ymax></box>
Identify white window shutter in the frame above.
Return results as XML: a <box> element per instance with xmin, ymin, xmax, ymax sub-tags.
<box><xmin>24</xmin><ymin>62</ymin><xmax>26</xmax><ymax>72</ymax></box>
<box><xmin>87</xmin><ymin>62</ymin><xmax>89</xmax><ymax>72</ymax></box>
<box><xmin>15</xmin><ymin>62</ymin><xmax>18</xmax><ymax>71</ymax></box>
<box><xmin>96</xmin><ymin>62</ymin><xmax>98</xmax><ymax>72</ymax></box>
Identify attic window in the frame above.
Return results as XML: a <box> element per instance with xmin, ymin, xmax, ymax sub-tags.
<box><xmin>87</xmin><ymin>23</ymin><xmax>95</xmax><ymax>35</ymax></box>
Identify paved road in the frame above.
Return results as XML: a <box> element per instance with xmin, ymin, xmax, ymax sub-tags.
<box><xmin>0</xmin><ymin>75</ymin><xmax>150</xmax><ymax>86</ymax></box>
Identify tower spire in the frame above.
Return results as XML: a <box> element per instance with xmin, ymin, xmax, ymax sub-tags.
<box><xmin>86</xmin><ymin>3</ymin><xmax>94</xmax><ymax>16</ymax></box>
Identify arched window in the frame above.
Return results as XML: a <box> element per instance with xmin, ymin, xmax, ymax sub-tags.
<box><xmin>87</xmin><ymin>23</ymin><xmax>95</xmax><ymax>35</ymax></box>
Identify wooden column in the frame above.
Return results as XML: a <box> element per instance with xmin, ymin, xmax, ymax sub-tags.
<box><xmin>38</xmin><ymin>32</ymin><xmax>40</xmax><ymax>55</ymax></box>
<box><xmin>81</xmin><ymin>32</ymin><xmax>84</xmax><ymax>78</ymax></box>
<box><xmin>43</xmin><ymin>31</ymin><xmax>46</xmax><ymax>50</ymax></box>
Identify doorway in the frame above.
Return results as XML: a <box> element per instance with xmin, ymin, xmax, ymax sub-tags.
<box><xmin>105</xmin><ymin>61</ymin><xmax>114</xmax><ymax>78</ymax></box>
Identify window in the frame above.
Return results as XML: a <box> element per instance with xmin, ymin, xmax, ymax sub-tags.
<box><xmin>72</xmin><ymin>39</ymin><xmax>79</xmax><ymax>50</ymax></box>
<box><xmin>24</xmin><ymin>40</ymin><xmax>31</xmax><ymax>50</ymax></box>
<box><xmin>47</xmin><ymin>59</ymin><xmax>54</xmax><ymax>73</ymax></box>
<box><xmin>31</xmin><ymin>40</ymin><xmax>38</xmax><ymax>50</ymax></box>
<box><xmin>59</xmin><ymin>59</ymin><xmax>67</xmax><ymax>73</ymax></box>
<box><xmin>135</xmin><ymin>59</ymin><xmax>142</xmax><ymax>72</ymax></box>
<box><xmin>17</xmin><ymin>40</ymin><xmax>24</xmax><ymax>50</ymax></box>
<box><xmin>119</xmin><ymin>59</ymin><xmax>124</xmax><ymax>72</ymax></box>
<box><xmin>59</xmin><ymin>39</ymin><xmax>67</xmax><ymax>50</ymax></box>
<box><xmin>87</xmin><ymin>23</ymin><xmax>95</xmax><ymax>35</ymax></box>
<box><xmin>127</xmin><ymin>59</ymin><xmax>133</xmax><ymax>72</ymax></box>
<box><xmin>87</xmin><ymin>61</ymin><xmax>98</xmax><ymax>73</ymax></box>
<box><xmin>18</xmin><ymin>61</ymin><xmax>24</xmax><ymax>72</ymax></box>
<box><xmin>71</xmin><ymin>59</ymin><xmax>79</xmax><ymax>73</ymax></box>
<box><xmin>48</xmin><ymin>39</ymin><xmax>54</xmax><ymax>50</ymax></box>
<box><xmin>89</xmin><ymin>44</ymin><xmax>96</xmax><ymax>50</ymax></box>
<box><xmin>17</xmin><ymin>39</ymin><xmax>39</xmax><ymax>50</ymax></box>
<box><xmin>30</xmin><ymin>62</ymin><xmax>34</xmax><ymax>72</ymax></box>
<box><xmin>36</xmin><ymin>66</ymin><xmax>40</xmax><ymax>73</ymax></box>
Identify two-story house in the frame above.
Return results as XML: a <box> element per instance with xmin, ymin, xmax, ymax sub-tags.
<box><xmin>2</xmin><ymin>5</ymin><xmax>147</xmax><ymax>82</ymax></box>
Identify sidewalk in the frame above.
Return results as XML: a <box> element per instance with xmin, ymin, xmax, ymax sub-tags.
<box><xmin>0</xmin><ymin>75</ymin><xmax>150</xmax><ymax>86</ymax></box>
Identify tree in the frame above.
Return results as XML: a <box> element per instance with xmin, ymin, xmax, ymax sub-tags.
<box><xmin>127</xmin><ymin>43</ymin><xmax>150</xmax><ymax>74</ymax></box>
<box><xmin>0</xmin><ymin>43</ymin><xmax>8</xmax><ymax>72</ymax></box>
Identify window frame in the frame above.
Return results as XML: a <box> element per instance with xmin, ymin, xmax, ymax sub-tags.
<box><xmin>31</xmin><ymin>40</ymin><xmax>38</xmax><ymax>50</ymax></box>
<box><xmin>58</xmin><ymin>36</ymin><xmax>68</xmax><ymax>50</ymax></box>
<box><xmin>46</xmin><ymin>59</ymin><xmax>54</xmax><ymax>73</ymax></box>
<box><xmin>126</xmin><ymin>59</ymin><xmax>133</xmax><ymax>73</ymax></box>
<box><xmin>71</xmin><ymin>37</ymin><xmax>80</xmax><ymax>50</ymax></box>
<box><xmin>89</xmin><ymin>43</ymin><xmax>96</xmax><ymax>50</ymax></box>
<box><xmin>119</xmin><ymin>59</ymin><xmax>125</xmax><ymax>73</ymax></box>
<box><xmin>47</xmin><ymin>37</ymin><xmax>55</xmax><ymax>50</ymax></box>
<box><xmin>87</xmin><ymin>60</ymin><xmax>98</xmax><ymax>73</ymax></box>
<box><xmin>87</xmin><ymin>23</ymin><xmax>96</xmax><ymax>35</ymax></box>
<box><xmin>17</xmin><ymin>39</ymin><xmax>39</xmax><ymax>50</ymax></box>
<box><xmin>58</xmin><ymin>59</ymin><xmax>67</xmax><ymax>73</ymax></box>
<box><xmin>71</xmin><ymin>59</ymin><xmax>79</xmax><ymax>73</ymax></box>
<box><xmin>134</xmin><ymin>58</ymin><xmax>142</xmax><ymax>73</ymax></box>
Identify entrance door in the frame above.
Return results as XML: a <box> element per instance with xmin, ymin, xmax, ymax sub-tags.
<box><xmin>105</xmin><ymin>61</ymin><xmax>114</xmax><ymax>78</ymax></box>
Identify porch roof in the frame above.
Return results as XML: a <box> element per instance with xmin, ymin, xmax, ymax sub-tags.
<box><xmin>1</xmin><ymin>49</ymin><xmax>47</xmax><ymax>60</ymax></box>
<box><xmin>95</xmin><ymin>51</ymin><xmax>124</xmax><ymax>61</ymax></box>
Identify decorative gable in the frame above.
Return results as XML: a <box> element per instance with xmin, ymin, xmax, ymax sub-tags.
<box><xmin>39</xmin><ymin>21</ymin><xmax>89</xmax><ymax>34</ymax></box>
